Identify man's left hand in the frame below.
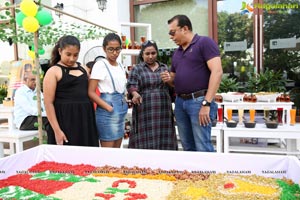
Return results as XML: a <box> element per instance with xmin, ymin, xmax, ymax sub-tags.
<box><xmin>199</xmin><ymin>106</ymin><xmax>210</xmax><ymax>126</ymax></box>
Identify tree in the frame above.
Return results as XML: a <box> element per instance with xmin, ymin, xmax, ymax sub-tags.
<box><xmin>217</xmin><ymin>11</ymin><xmax>253</xmax><ymax>76</ymax></box>
<box><xmin>218</xmin><ymin>0</ymin><xmax>300</xmax><ymax>88</ymax></box>
<box><xmin>262</xmin><ymin>0</ymin><xmax>300</xmax><ymax>82</ymax></box>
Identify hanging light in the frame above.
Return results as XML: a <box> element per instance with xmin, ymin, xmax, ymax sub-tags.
<box><xmin>96</xmin><ymin>0</ymin><xmax>107</xmax><ymax>12</ymax></box>
<box><xmin>54</xmin><ymin>3</ymin><xmax>64</xmax><ymax>18</ymax></box>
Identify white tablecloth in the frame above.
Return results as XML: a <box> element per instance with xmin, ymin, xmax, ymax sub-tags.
<box><xmin>0</xmin><ymin>145</ymin><xmax>299</xmax><ymax>183</ymax></box>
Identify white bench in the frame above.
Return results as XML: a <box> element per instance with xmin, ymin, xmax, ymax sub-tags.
<box><xmin>0</xmin><ymin>104</ymin><xmax>40</xmax><ymax>157</ymax></box>
<box><xmin>0</xmin><ymin>128</ymin><xmax>39</xmax><ymax>157</ymax></box>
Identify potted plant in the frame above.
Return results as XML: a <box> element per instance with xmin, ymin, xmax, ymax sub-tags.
<box><xmin>218</xmin><ymin>76</ymin><xmax>239</xmax><ymax>93</ymax></box>
<box><xmin>246</xmin><ymin>69</ymin><xmax>286</xmax><ymax>93</ymax></box>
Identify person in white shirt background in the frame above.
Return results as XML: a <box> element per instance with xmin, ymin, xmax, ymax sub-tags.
<box><xmin>13</xmin><ymin>71</ymin><xmax>49</xmax><ymax>130</ymax></box>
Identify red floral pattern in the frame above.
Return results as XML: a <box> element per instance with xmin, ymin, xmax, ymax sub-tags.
<box><xmin>95</xmin><ymin>193</ymin><xmax>115</xmax><ymax>200</ymax></box>
<box><xmin>112</xmin><ymin>179</ymin><xmax>137</xmax><ymax>188</ymax></box>
<box><xmin>124</xmin><ymin>192</ymin><xmax>148</xmax><ymax>200</ymax></box>
<box><xmin>0</xmin><ymin>174</ymin><xmax>73</xmax><ymax>195</ymax></box>
<box><xmin>28</xmin><ymin>161</ymin><xmax>96</xmax><ymax>176</ymax></box>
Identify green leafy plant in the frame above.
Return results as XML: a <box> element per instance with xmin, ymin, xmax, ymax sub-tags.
<box><xmin>246</xmin><ymin>69</ymin><xmax>286</xmax><ymax>93</ymax></box>
<box><xmin>0</xmin><ymin>2</ymin><xmax>109</xmax><ymax>47</ymax></box>
<box><xmin>0</xmin><ymin>83</ymin><xmax>8</xmax><ymax>103</ymax></box>
<box><xmin>218</xmin><ymin>76</ymin><xmax>239</xmax><ymax>93</ymax></box>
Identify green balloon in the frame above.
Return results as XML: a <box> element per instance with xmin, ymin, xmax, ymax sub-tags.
<box><xmin>34</xmin><ymin>122</ymin><xmax>39</xmax><ymax>128</ymax></box>
<box><xmin>36</xmin><ymin>9</ymin><xmax>53</xmax><ymax>26</ymax></box>
<box><xmin>16</xmin><ymin>12</ymin><xmax>26</xmax><ymax>27</ymax></box>
<box><xmin>38</xmin><ymin>48</ymin><xmax>45</xmax><ymax>55</ymax></box>
<box><xmin>31</xmin><ymin>45</ymin><xmax>45</xmax><ymax>55</ymax></box>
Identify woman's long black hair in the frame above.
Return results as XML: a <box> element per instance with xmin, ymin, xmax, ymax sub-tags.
<box><xmin>50</xmin><ymin>35</ymin><xmax>80</xmax><ymax>66</ymax></box>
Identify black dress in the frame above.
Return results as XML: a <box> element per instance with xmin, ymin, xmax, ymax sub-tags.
<box><xmin>47</xmin><ymin>63</ymin><xmax>99</xmax><ymax>147</ymax></box>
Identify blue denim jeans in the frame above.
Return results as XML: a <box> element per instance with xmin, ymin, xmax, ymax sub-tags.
<box><xmin>95</xmin><ymin>92</ymin><xmax>128</xmax><ymax>141</ymax></box>
<box><xmin>174</xmin><ymin>96</ymin><xmax>217</xmax><ymax>152</ymax></box>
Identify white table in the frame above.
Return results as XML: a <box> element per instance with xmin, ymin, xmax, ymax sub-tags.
<box><xmin>1</xmin><ymin>145</ymin><xmax>300</xmax><ymax>183</ymax></box>
<box><xmin>219</xmin><ymin>102</ymin><xmax>294</xmax><ymax>125</ymax></box>
<box><xmin>223</xmin><ymin>123</ymin><xmax>300</xmax><ymax>155</ymax></box>
<box><xmin>211</xmin><ymin>123</ymin><xmax>223</xmax><ymax>153</ymax></box>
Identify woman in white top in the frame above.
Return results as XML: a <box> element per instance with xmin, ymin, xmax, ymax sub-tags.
<box><xmin>88</xmin><ymin>33</ymin><xmax>128</xmax><ymax>148</ymax></box>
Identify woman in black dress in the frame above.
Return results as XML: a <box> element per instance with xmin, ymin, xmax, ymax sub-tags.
<box><xmin>43</xmin><ymin>35</ymin><xmax>98</xmax><ymax>146</ymax></box>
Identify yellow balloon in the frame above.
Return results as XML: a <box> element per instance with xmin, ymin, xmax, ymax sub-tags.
<box><xmin>28</xmin><ymin>50</ymin><xmax>35</xmax><ymax>59</ymax></box>
<box><xmin>20</xmin><ymin>0</ymin><xmax>38</xmax><ymax>17</ymax></box>
<box><xmin>22</xmin><ymin>16</ymin><xmax>39</xmax><ymax>32</ymax></box>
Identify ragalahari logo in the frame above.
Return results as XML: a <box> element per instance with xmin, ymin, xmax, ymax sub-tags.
<box><xmin>240</xmin><ymin>1</ymin><xmax>254</xmax><ymax>15</ymax></box>
<box><xmin>240</xmin><ymin>2</ymin><xmax>299</xmax><ymax>15</ymax></box>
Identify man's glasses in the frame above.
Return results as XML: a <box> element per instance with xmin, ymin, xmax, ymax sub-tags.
<box><xmin>168</xmin><ymin>27</ymin><xmax>181</xmax><ymax>36</ymax></box>
<box><xmin>106</xmin><ymin>47</ymin><xmax>122</xmax><ymax>53</ymax></box>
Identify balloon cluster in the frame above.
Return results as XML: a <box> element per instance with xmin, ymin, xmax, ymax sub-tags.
<box><xmin>28</xmin><ymin>45</ymin><xmax>45</xmax><ymax>59</ymax></box>
<box><xmin>16</xmin><ymin>0</ymin><xmax>53</xmax><ymax>58</ymax></box>
<box><xmin>16</xmin><ymin>0</ymin><xmax>53</xmax><ymax>32</ymax></box>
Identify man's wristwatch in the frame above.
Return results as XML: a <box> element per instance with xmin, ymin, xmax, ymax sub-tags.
<box><xmin>202</xmin><ymin>99</ymin><xmax>211</xmax><ymax>107</ymax></box>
